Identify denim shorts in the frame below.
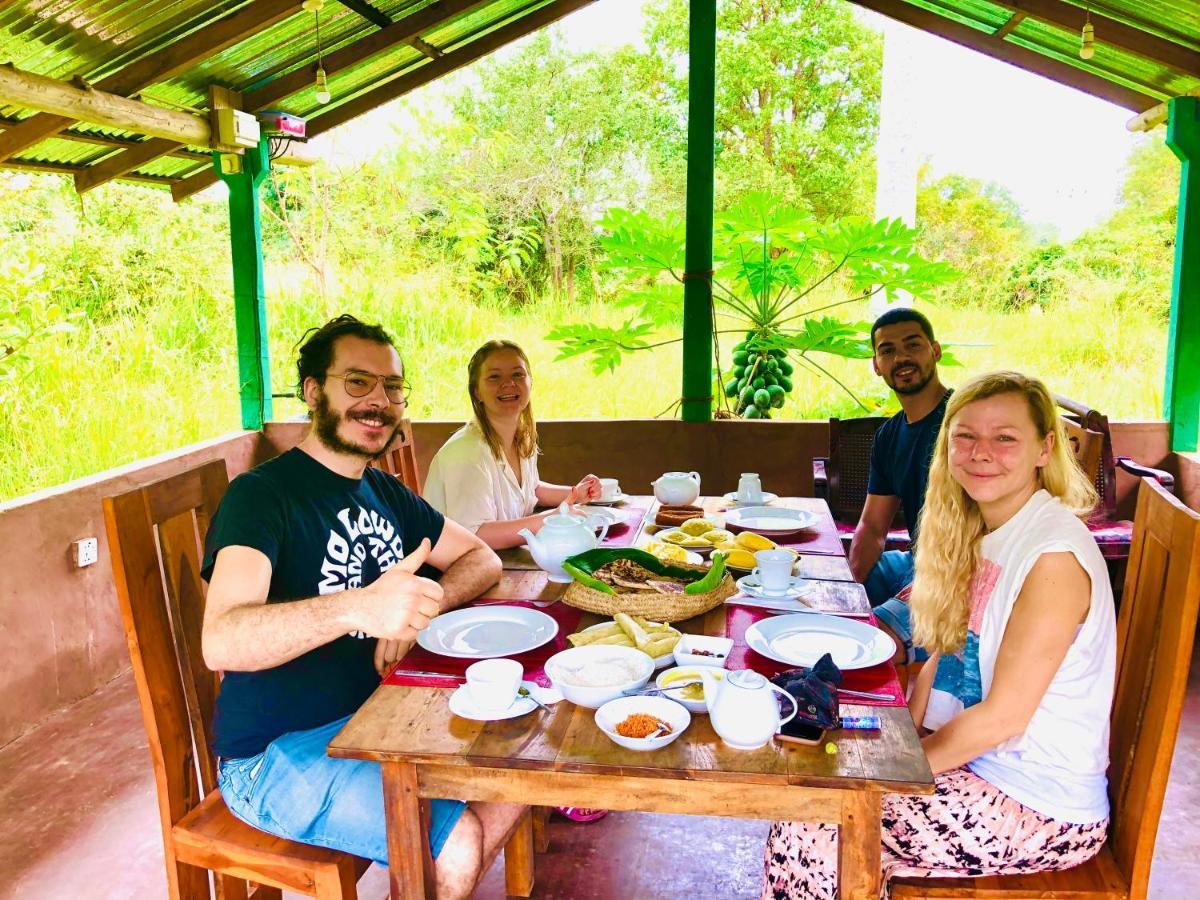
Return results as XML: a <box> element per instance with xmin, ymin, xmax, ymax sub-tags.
<box><xmin>864</xmin><ymin>550</ymin><xmax>928</xmax><ymax>663</ymax></box>
<box><xmin>217</xmin><ymin>715</ymin><xmax>466</xmax><ymax>864</ymax></box>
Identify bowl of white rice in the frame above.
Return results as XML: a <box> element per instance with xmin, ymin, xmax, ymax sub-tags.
<box><xmin>544</xmin><ymin>645</ymin><xmax>655</xmax><ymax>708</ymax></box>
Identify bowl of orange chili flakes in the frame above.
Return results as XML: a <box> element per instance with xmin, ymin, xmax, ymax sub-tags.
<box><xmin>595</xmin><ymin>696</ymin><xmax>691</xmax><ymax>751</ymax></box>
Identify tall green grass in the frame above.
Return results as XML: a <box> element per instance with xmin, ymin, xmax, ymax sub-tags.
<box><xmin>0</xmin><ymin>250</ymin><xmax>1167</xmax><ymax>503</ymax></box>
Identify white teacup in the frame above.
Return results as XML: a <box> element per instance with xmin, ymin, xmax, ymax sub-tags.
<box><xmin>598</xmin><ymin>477</ymin><xmax>621</xmax><ymax>501</ymax></box>
<box><xmin>737</xmin><ymin>472</ymin><xmax>763</xmax><ymax>504</ymax></box>
<box><xmin>752</xmin><ymin>549</ymin><xmax>796</xmax><ymax>593</ymax></box>
<box><xmin>465</xmin><ymin>658</ymin><xmax>523</xmax><ymax>711</ymax></box>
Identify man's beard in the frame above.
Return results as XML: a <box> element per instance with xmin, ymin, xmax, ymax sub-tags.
<box><xmin>313</xmin><ymin>388</ymin><xmax>400</xmax><ymax>460</ymax></box>
<box><xmin>887</xmin><ymin>362</ymin><xmax>935</xmax><ymax>396</ymax></box>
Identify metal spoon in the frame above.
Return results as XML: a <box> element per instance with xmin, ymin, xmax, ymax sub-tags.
<box><xmin>838</xmin><ymin>688</ymin><xmax>897</xmax><ymax>701</ymax></box>
<box><xmin>518</xmin><ymin>686</ymin><xmax>550</xmax><ymax>711</ymax></box>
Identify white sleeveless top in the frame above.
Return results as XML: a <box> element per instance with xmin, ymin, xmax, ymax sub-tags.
<box><xmin>423</xmin><ymin>422</ymin><xmax>539</xmax><ymax>534</ymax></box>
<box><xmin>923</xmin><ymin>490</ymin><xmax>1116</xmax><ymax>824</ymax></box>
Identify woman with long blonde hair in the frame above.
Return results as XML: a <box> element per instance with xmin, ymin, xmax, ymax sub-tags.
<box><xmin>764</xmin><ymin>371</ymin><xmax>1114</xmax><ymax>898</ymax></box>
<box><xmin>424</xmin><ymin>339</ymin><xmax>601</xmax><ymax>549</ymax></box>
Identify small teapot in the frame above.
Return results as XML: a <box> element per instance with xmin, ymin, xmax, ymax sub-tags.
<box><xmin>518</xmin><ymin>503</ymin><xmax>611</xmax><ymax>583</ymax></box>
<box><xmin>699</xmin><ymin>668</ymin><xmax>798</xmax><ymax>750</ymax></box>
<box><xmin>652</xmin><ymin>471</ymin><xmax>701</xmax><ymax>505</ymax></box>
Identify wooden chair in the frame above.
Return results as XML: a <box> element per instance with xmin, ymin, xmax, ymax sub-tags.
<box><xmin>812</xmin><ymin>416</ymin><xmax>910</xmax><ymax>552</ymax></box>
<box><xmin>893</xmin><ymin>478</ymin><xmax>1200</xmax><ymax>899</ymax></box>
<box><xmin>370</xmin><ymin>416</ymin><xmax>422</xmax><ymax>494</ymax></box>
<box><xmin>104</xmin><ymin>460</ymin><xmax>371</xmax><ymax>899</ymax></box>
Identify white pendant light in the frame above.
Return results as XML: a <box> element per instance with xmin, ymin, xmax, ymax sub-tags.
<box><xmin>302</xmin><ymin>0</ymin><xmax>332</xmax><ymax>104</ymax></box>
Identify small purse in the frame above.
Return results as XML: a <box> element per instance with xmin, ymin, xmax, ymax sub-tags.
<box><xmin>770</xmin><ymin>653</ymin><xmax>843</xmax><ymax>731</ymax></box>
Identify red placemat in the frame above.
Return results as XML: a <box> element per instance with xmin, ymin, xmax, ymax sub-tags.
<box><xmin>723</xmin><ymin>605</ymin><xmax>906</xmax><ymax>707</ymax></box>
<box><xmin>381</xmin><ymin>601</ymin><xmax>584</xmax><ymax>689</ymax></box>
<box><xmin>598</xmin><ymin>499</ymin><xmax>653</xmax><ymax>548</ymax></box>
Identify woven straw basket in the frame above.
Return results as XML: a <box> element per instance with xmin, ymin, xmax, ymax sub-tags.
<box><xmin>562</xmin><ymin>560</ymin><xmax>737</xmax><ymax>623</ymax></box>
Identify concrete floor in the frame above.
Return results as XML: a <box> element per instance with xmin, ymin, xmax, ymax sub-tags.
<box><xmin>2</xmin><ymin>635</ymin><xmax>1197</xmax><ymax>900</ymax></box>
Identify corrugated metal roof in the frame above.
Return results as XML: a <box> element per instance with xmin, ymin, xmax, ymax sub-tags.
<box><xmin>0</xmin><ymin>0</ymin><xmax>1196</xmax><ymax>194</ymax></box>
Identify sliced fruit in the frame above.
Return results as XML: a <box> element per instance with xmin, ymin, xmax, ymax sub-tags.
<box><xmin>680</xmin><ymin>517</ymin><xmax>719</xmax><ymax>536</ymax></box>
<box><xmin>702</xmin><ymin>528</ymin><xmax>734</xmax><ymax>545</ymax></box>
<box><xmin>735</xmin><ymin>531</ymin><xmax>776</xmax><ymax>552</ymax></box>
<box><xmin>723</xmin><ymin>548</ymin><xmax>756</xmax><ymax>569</ymax></box>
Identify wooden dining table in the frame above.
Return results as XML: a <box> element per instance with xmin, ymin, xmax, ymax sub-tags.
<box><xmin>328</xmin><ymin>496</ymin><xmax>933</xmax><ymax>899</ymax></box>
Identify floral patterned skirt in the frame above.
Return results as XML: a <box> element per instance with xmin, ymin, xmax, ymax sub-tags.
<box><xmin>762</xmin><ymin>767</ymin><xmax>1108</xmax><ymax>900</ymax></box>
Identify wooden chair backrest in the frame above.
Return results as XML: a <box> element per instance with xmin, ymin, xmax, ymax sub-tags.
<box><xmin>370</xmin><ymin>417</ymin><xmax>421</xmax><ymax>494</ymax></box>
<box><xmin>1056</xmin><ymin>393</ymin><xmax>1118</xmax><ymax>516</ymax></box>
<box><xmin>826</xmin><ymin>417</ymin><xmax>906</xmax><ymax>527</ymax></box>
<box><xmin>1107</xmin><ymin>478</ymin><xmax>1200</xmax><ymax>896</ymax></box>
<box><xmin>1061</xmin><ymin>417</ymin><xmax>1104</xmax><ymax>490</ymax></box>
<box><xmin>103</xmin><ymin>461</ymin><xmax>230</xmax><ymax>841</ymax></box>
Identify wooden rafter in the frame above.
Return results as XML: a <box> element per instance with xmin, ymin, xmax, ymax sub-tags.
<box><xmin>0</xmin><ymin>115</ymin><xmax>208</xmax><ymax>163</ymax></box>
<box><xmin>994</xmin><ymin>0</ymin><xmax>1200</xmax><ymax>78</ymax></box>
<box><xmin>994</xmin><ymin>12</ymin><xmax>1027</xmax><ymax>39</ymax></box>
<box><xmin>3</xmin><ymin>158</ymin><xmax>188</xmax><ymax>187</ymax></box>
<box><xmin>0</xmin><ymin>0</ymin><xmax>305</xmax><ymax>164</ymax></box>
<box><xmin>849</xmin><ymin>0</ymin><xmax>1161</xmax><ymax>112</ymax></box>
<box><xmin>85</xmin><ymin>0</ymin><xmax>493</xmax><ymax>194</ymax></box>
<box><xmin>336</xmin><ymin>0</ymin><xmax>392</xmax><ymax>29</ymax></box>
<box><xmin>171</xmin><ymin>0</ymin><xmax>600</xmax><ymax>203</ymax></box>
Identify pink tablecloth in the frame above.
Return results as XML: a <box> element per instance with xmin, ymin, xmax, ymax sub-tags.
<box><xmin>723</xmin><ymin>605</ymin><xmax>905</xmax><ymax>707</ymax></box>
<box><xmin>597</xmin><ymin>498</ymin><xmax>653</xmax><ymax>548</ymax></box>
<box><xmin>381</xmin><ymin>601</ymin><xmax>583</xmax><ymax>689</ymax></box>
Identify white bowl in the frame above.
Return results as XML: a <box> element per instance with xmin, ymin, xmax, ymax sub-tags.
<box><xmin>595</xmin><ymin>695</ymin><xmax>691</xmax><ymax>751</ymax></box>
<box><xmin>544</xmin><ymin>645</ymin><xmax>655</xmax><ymax>709</ymax></box>
<box><xmin>673</xmin><ymin>634</ymin><xmax>733</xmax><ymax>668</ymax></box>
<box><xmin>654</xmin><ymin>665</ymin><xmax>727</xmax><ymax>714</ymax></box>
<box><xmin>577</xmin><ymin>621</ymin><xmax>677</xmax><ymax>669</ymax></box>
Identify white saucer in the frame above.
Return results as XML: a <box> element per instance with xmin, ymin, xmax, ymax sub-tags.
<box><xmin>586</xmin><ymin>493</ymin><xmax>630</xmax><ymax>506</ymax></box>
<box><xmin>736</xmin><ymin>573</ymin><xmax>811</xmax><ymax>600</ymax></box>
<box><xmin>448</xmin><ymin>680</ymin><xmax>557</xmax><ymax>721</ymax></box>
<box><xmin>722</xmin><ymin>491</ymin><xmax>779</xmax><ymax>506</ymax></box>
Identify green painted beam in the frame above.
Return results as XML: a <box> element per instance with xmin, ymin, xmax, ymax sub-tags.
<box><xmin>681</xmin><ymin>0</ymin><xmax>716</xmax><ymax>423</ymax></box>
<box><xmin>217</xmin><ymin>141</ymin><xmax>273</xmax><ymax>431</ymax></box>
<box><xmin>1165</xmin><ymin>97</ymin><xmax>1200</xmax><ymax>453</ymax></box>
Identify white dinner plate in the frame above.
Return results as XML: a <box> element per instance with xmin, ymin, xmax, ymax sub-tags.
<box><xmin>744</xmin><ymin>613</ymin><xmax>895</xmax><ymax>670</ymax></box>
<box><xmin>582</xmin><ymin>507</ymin><xmax>620</xmax><ymax>530</ymax></box>
<box><xmin>416</xmin><ymin>606</ymin><xmax>559</xmax><ymax>659</ymax></box>
<box><xmin>722</xmin><ymin>491</ymin><xmax>780</xmax><ymax>506</ymax></box>
<box><xmin>724</xmin><ymin>506</ymin><xmax>818</xmax><ymax>534</ymax></box>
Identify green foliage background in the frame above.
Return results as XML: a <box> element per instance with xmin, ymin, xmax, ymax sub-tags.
<box><xmin>0</xmin><ymin>9</ymin><xmax>1178</xmax><ymax>502</ymax></box>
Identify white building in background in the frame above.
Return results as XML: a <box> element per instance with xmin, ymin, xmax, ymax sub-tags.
<box><xmin>873</xmin><ymin>17</ymin><xmax>921</xmax><ymax>316</ymax></box>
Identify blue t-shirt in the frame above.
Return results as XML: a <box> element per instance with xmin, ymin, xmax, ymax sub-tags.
<box><xmin>865</xmin><ymin>390</ymin><xmax>951</xmax><ymax>544</ymax></box>
<box><xmin>202</xmin><ymin>448</ymin><xmax>445</xmax><ymax>759</ymax></box>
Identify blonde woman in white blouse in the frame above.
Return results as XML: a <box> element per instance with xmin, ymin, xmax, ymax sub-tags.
<box><xmin>424</xmin><ymin>340</ymin><xmax>601</xmax><ymax>549</ymax></box>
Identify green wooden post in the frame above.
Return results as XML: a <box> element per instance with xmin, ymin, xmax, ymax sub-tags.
<box><xmin>681</xmin><ymin>0</ymin><xmax>717</xmax><ymax>423</ymax></box>
<box><xmin>217</xmin><ymin>140</ymin><xmax>273</xmax><ymax>430</ymax></box>
<box><xmin>1165</xmin><ymin>97</ymin><xmax>1200</xmax><ymax>452</ymax></box>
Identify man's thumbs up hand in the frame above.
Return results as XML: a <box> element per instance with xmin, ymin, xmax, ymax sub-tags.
<box><xmin>350</xmin><ymin>538</ymin><xmax>443</xmax><ymax>641</ymax></box>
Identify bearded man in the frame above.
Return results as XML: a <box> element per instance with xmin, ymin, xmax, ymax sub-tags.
<box><xmin>201</xmin><ymin>314</ymin><xmax>523</xmax><ymax>899</ymax></box>
<box><xmin>850</xmin><ymin>308</ymin><xmax>952</xmax><ymax>665</ymax></box>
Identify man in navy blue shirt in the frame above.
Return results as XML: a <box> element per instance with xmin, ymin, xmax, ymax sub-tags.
<box><xmin>201</xmin><ymin>315</ymin><xmax>521</xmax><ymax>899</ymax></box>
<box><xmin>849</xmin><ymin>308</ymin><xmax>951</xmax><ymax>664</ymax></box>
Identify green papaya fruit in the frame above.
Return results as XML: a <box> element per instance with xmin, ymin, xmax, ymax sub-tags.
<box><xmin>780</xmin><ymin>375</ymin><xmax>793</xmax><ymax>392</ymax></box>
<box><xmin>779</xmin><ymin>359</ymin><xmax>794</xmax><ymax>376</ymax></box>
<box><xmin>743</xmin><ymin>405</ymin><xmax>762</xmax><ymax>419</ymax></box>
<box><xmin>765</xmin><ymin>358</ymin><xmax>779</xmax><ymax>373</ymax></box>
<box><xmin>767</xmin><ymin>384</ymin><xmax>785</xmax><ymax>408</ymax></box>
<box><xmin>733</xmin><ymin>365</ymin><xmax>746</xmax><ymax>380</ymax></box>
<box><xmin>739</xmin><ymin>385</ymin><xmax>756</xmax><ymax>406</ymax></box>
<box><xmin>724</xmin><ymin>378</ymin><xmax>740</xmax><ymax>398</ymax></box>
<box><xmin>732</xmin><ymin>350</ymin><xmax>749</xmax><ymax>367</ymax></box>
<box><xmin>752</xmin><ymin>377</ymin><xmax>766</xmax><ymax>391</ymax></box>
<box><xmin>753</xmin><ymin>388</ymin><xmax>771</xmax><ymax>410</ymax></box>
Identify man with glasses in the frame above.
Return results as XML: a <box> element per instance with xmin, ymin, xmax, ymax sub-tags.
<box><xmin>201</xmin><ymin>315</ymin><xmax>523</xmax><ymax>899</ymax></box>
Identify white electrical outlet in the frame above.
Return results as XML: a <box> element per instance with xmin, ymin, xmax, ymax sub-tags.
<box><xmin>72</xmin><ymin>537</ymin><xmax>99</xmax><ymax>568</ymax></box>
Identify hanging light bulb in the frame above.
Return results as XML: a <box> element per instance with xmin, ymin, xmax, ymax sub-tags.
<box><xmin>302</xmin><ymin>0</ymin><xmax>331</xmax><ymax>104</ymax></box>
<box><xmin>1079</xmin><ymin>11</ymin><xmax>1096</xmax><ymax>60</ymax></box>
<box><xmin>314</xmin><ymin>65</ymin><xmax>331</xmax><ymax>104</ymax></box>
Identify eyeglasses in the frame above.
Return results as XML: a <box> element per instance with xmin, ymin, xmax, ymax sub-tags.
<box><xmin>325</xmin><ymin>371</ymin><xmax>410</xmax><ymax>404</ymax></box>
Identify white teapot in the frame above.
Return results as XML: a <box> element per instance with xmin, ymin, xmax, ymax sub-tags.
<box><xmin>699</xmin><ymin>668</ymin><xmax>798</xmax><ymax>750</ymax></box>
<box><xmin>518</xmin><ymin>503</ymin><xmax>610</xmax><ymax>583</ymax></box>
<box><xmin>652</xmin><ymin>471</ymin><xmax>701</xmax><ymax>505</ymax></box>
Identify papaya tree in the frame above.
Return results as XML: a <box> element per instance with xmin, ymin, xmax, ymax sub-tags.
<box><xmin>548</xmin><ymin>193</ymin><xmax>958</xmax><ymax>417</ymax></box>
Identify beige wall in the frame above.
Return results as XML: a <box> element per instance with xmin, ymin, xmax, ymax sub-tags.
<box><xmin>0</xmin><ymin>417</ymin><xmax>1184</xmax><ymax>748</ymax></box>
